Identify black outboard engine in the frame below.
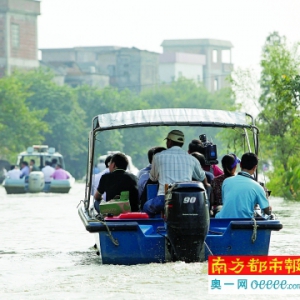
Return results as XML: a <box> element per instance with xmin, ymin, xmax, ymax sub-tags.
<box><xmin>165</xmin><ymin>182</ymin><xmax>209</xmax><ymax>263</ymax></box>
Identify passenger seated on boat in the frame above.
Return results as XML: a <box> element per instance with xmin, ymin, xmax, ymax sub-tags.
<box><xmin>94</xmin><ymin>152</ymin><xmax>139</xmax><ymax>213</ymax></box>
<box><xmin>215</xmin><ymin>152</ymin><xmax>272</xmax><ymax>219</ymax></box>
<box><xmin>42</xmin><ymin>161</ymin><xmax>55</xmax><ymax>182</ymax></box>
<box><xmin>188</xmin><ymin>139</ymin><xmax>223</xmax><ymax>177</ymax></box>
<box><xmin>210</xmin><ymin>154</ymin><xmax>239</xmax><ymax>217</ymax></box>
<box><xmin>91</xmin><ymin>155</ymin><xmax>112</xmax><ymax>199</ymax></box>
<box><xmin>190</xmin><ymin>152</ymin><xmax>214</xmax><ymax>201</ymax></box>
<box><xmin>30</xmin><ymin>159</ymin><xmax>39</xmax><ymax>172</ymax></box>
<box><xmin>20</xmin><ymin>161</ymin><xmax>30</xmax><ymax>179</ymax></box>
<box><xmin>137</xmin><ymin>148</ymin><xmax>153</xmax><ymax>179</ymax></box>
<box><xmin>50</xmin><ymin>164</ymin><xmax>70</xmax><ymax>180</ymax></box>
<box><xmin>143</xmin><ymin>130</ymin><xmax>208</xmax><ymax>217</ymax></box>
<box><xmin>138</xmin><ymin>147</ymin><xmax>166</xmax><ymax>205</ymax></box>
<box><xmin>51</xmin><ymin>158</ymin><xmax>58</xmax><ymax>168</ymax></box>
<box><xmin>7</xmin><ymin>165</ymin><xmax>22</xmax><ymax>179</ymax></box>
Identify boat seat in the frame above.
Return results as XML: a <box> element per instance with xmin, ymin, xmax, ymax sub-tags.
<box><xmin>105</xmin><ymin>212</ymin><xmax>149</xmax><ymax>220</ymax></box>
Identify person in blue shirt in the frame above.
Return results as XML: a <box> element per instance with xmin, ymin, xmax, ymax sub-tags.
<box><xmin>137</xmin><ymin>147</ymin><xmax>156</xmax><ymax>179</ymax></box>
<box><xmin>20</xmin><ymin>161</ymin><xmax>30</xmax><ymax>179</ymax></box>
<box><xmin>215</xmin><ymin>152</ymin><xmax>272</xmax><ymax>219</ymax></box>
<box><xmin>138</xmin><ymin>146</ymin><xmax>166</xmax><ymax>210</ymax></box>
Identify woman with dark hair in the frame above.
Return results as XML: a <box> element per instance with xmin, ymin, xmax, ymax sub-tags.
<box><xmin>210</xmin><ymin>153</ymin><xmax>240</xmax><ymax>217</ymax></box>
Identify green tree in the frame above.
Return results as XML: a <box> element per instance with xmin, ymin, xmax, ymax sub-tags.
<box><xmin>15</xmin><ymin>69</ymin><xmax>87</xmax><ymax>178</ymax></box>
<box><xmin>0</xmin><ymin>75</ymin><xmax>48</xmax><ymax>162</ymax></box>
<box><xmin>76</xmin><ymin>78</ymin><xmax>236</xmax><ymax>169</ymax></box>
<box><xmin>258</xmin><ymin>32</ymin><xmax>300</xmax><ymax>199</ymax></box>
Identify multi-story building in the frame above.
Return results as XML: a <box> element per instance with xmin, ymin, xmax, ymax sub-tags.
<box><xmin>0</xmin><ymin>0</ymin><xmax>40</xmax><ymax>77</ymax></box>
<box><xmin>40</xmin><ymin>46</ymin><xmax>160</xmax><ymax>93</ymax></box>
<box><xmin>159</xmin><ymin>52</ymin><xmax>206</xmax><ymax>84</ymax></box>
<box><xmin>0</xmin><ymin>1</ymin><xmax>234</xmax><ymax>93</ymax></box>
<box><xmin>161</xmin><ymin>39</ymin><xmax>233</xmax><ymax>92</ymax></box>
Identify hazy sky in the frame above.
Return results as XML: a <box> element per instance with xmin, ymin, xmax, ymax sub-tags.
<box><xmin>38</xmin><ymin>0</ymin><xmax>300</xmax><ymax>71</ymax></box>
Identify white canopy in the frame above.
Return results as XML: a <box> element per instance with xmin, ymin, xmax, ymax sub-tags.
<box><xmin>95</xmin><ymin>108</ymin><xmax>253</xmax><ymax>131</ymax></box>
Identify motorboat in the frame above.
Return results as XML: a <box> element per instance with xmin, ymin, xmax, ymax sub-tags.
<box><xmin>78</xmin><ymin>108</ymin><xmax>283</xmax><ymax>264</ymax></box>
<box><xmin>3</xmin><ymin>145</ymin><xmax>75</xmax><ymax>194</ymax></box>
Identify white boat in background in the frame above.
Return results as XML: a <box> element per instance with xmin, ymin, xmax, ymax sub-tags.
<box><xmin>2</xmin><ymin>145</ymin><xmax>75</xmax><ymax>194</ymax></box>
<box><xmin>97</xmin><ymin>151</ymin><xmax>139</xmax><ymax>175</ymax></box>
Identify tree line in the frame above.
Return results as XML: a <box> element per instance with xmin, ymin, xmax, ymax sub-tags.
<box><xmin>0</xmin><ymin>69</ymin><xmax>235</xmax><ymax>179</ymax></box>
<box><xmin>231</xmin><ymin>32</ymin><xmax>300</xmax><ymax>200</ymax></box>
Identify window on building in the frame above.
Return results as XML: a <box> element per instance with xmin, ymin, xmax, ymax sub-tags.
<box><xmin>212</xmin><ymin>49</ymin><xmax>218</xmax><ymax>63</ymax></box>
<box><xmin>11</xmin><ymin>24</ymin><xmax>20</xmax><ymax>49</ymax></box>
<box><xmin>221</xmin><ymin>50</ymin><xmax>231</xmax><ymax>63</ymax></box>
<box><xmin>214</xmin><ymin>78</ymin><xmax>218</xmax><ymax>91</ymax></box>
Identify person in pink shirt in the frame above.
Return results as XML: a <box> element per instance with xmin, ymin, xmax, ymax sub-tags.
<box><xmin>50</xmin><ymin>164</ymin><xmax>70</xmax><ymax>180</ymax></box>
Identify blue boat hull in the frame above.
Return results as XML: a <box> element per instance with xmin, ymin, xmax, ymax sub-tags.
<box><xmin>205</xmin><ymin>218</ymin><xmax>282</xmax><ymax>257</ymax></box>
<box><xmin>78</xmin><ymin>207</ymin><xmax>282</xmax><ymax>265</ymax></box>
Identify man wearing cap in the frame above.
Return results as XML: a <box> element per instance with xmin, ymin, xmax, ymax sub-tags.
<box><xmin>215</xmin><ymin>152</ymin><xmax>272</xmax><ymax>218</ymax></box>
<box><xmin>143</xmin><ymin>130</ymin><xmax>208</xmax><ymax>216</ymax></box>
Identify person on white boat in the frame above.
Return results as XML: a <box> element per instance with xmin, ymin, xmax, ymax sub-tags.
<box><xmin>143</xmin><ymin>130</ymin><xmax>208</xmax><ymax>217</ymax></box>
<box><xmin>7</xmin><ymin>165</ymin><xmax>22</xmax><ymax>179</ymax></box>
<box><xmin>51</xmin><ymin>158</ymin><xmax>58</xmax><ymax>168</ymax></box>
<box><xmin>30</xmin><ymin>159</ymin><xmax>39</xmax><ymax>172</ymax></box>
<box><xmin>50</xmin><ymin>164</ymin><xmax>70</xmax><ymax>180</ymax></box>
<box><xmin>215</xmin><ymin>152</ymin><xmax>272</xmax><ymax>219</ymax></box>
<box><xmin>20</xmin><ymin>161</ymin><xmax>30</xmax><ymax>178</ymax></box>
<box><xmin>91</xmin><ymin>155</ymin><xmax>112</xmax><ymax>200</ymax></box>
<box><xmin>42</xmin><ymin>161</ymin><xmax>55</xmax><ymax>183</ymax></box>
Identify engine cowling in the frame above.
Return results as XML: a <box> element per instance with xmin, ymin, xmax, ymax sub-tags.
<box><xmin>28</xmin><ymin>171</ymin><xmax>45</xmax><ymax>193</ymax></box>
<box><xmin>165</xmin><ymin>181</ymin><xmax>209</xmax><ymax>262</ymax></box>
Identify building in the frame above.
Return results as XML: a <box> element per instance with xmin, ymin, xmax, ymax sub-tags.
<box><xmin>40</xmin><ymin>46</ymin><xmax>160</xmax><ymax>93</ymax></box>
<box><xmin>161</xmin><ymin>39</ymin><xmax>233</xmax><ymax>92</ymax></box>
<box><xmin>0</xmin><ymin>0</ymin><xmax>40</xmax><ymax>77</ymax></box>
<box><xmin>159</xmin><ymin>52</ymin><xmax>206</xmax><ymax>84</ymax></box>
<box><xmin>0</xmin><ymin>0</ymin><xmax>233</xmax><ymax>93</ymax></box>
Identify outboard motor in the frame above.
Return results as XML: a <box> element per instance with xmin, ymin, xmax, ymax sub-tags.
<box><xmin>28</xmin><ymin>171</ymin><xmax>45</xmax><ymax>193</ymax></box>
<box><xmin>165</xmin><ymin>182</ymin><xmax>209</xmax><ymax>263</ymax></box>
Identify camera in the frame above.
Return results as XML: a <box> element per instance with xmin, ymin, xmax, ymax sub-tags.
<box><xmin>199</xmin><ymin>134</ymin><xmax>218</xmax><ymax>165</ymax></box>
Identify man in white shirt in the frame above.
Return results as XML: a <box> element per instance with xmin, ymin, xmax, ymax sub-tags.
<box><xmin>42</xmin><ymin>161</ymin><xmax>55</xmax><ymax>182</ymax></box>
<box><xmin>91</xmin><ymin>155</ymin><xmax>112</xmax><ymax>200</ymax></box>
<box><xmin>143</xmin><ymin>130</ymin><xmax>208</xmax><ymax>216</ymax></box>
<box><xmin>7</xmin><ymin>165</ymin><xmax>22</xmax><ymax>179</ymax></box>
